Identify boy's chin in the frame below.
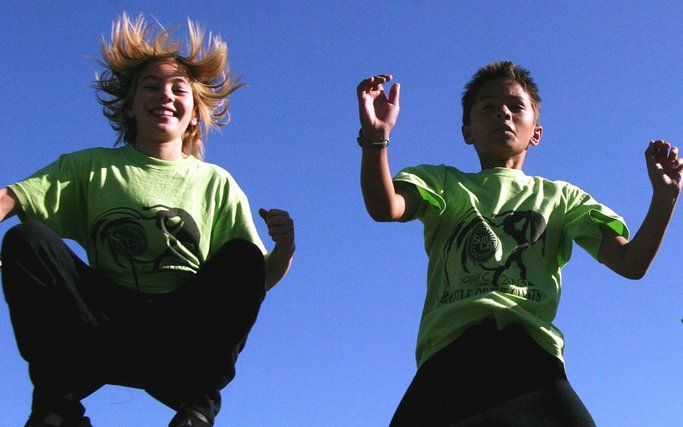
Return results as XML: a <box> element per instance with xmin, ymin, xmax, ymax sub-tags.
<box><xmin>488</xmin><ymin>133</ymin><xmax>518</xmax><ymax>144</ymax></box>
<box><xmin>478</xmin><ymin>138</ymin><xmax>517</xmax><ymax>150</ymax></box>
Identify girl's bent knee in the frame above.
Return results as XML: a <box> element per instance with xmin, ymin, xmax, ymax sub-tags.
<box><xmin>215</xmin><ymin>238</ymin><xmax>265</xmax><ymax>270</ymax></box>
<box><xmin>221</xmin><ymin>238</ymin><xmax>263</xmax><ymax>257</ymax></box>
<box><xmin>1</xmin><ymin>222</ymin><xmax>57</xmax><ymax>258</ymax></box>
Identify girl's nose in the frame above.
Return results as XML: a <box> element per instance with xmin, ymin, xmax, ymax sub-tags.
<box><xmin>161</xmin><ymin>86</ymin><xmax>174</xmax><ymax>101</ymax></box>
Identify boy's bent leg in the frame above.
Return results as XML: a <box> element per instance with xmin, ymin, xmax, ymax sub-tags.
<box><xmin>1</xmin><ymin>222</ymin><xmax>106</xmax><ymax>422</ymax></box>
<box><xmin>448</xmin><ymin>379</ymin><xmax>596</xmax><ymax>427</ymax></box>
<box><xmin>146</xmin><ymin>238</ymin><xmax>266</xmax><ymax>424</ymax></box>
<box><xmin>390</xmin><ymin>321</ymin><xmax>579</xmax><ymax>427</ymax></box>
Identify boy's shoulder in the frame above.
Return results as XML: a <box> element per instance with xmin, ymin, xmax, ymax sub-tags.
<box><xmin>397</xmin><ymin>164</ymin><xmax>588</xmax><ymax>196</ymax></box>
<box><xmin>528</xmin><ymin>174</ymin><xmax>584</xmax><ymax>193</ymax></box>
<box><xmin>398</xmin><ymin>163</ymin><xmax>463</xmax><ymax>177</ymax></box>
<box><xmin>524</xmin><ymin>174</ymin><xmax>599</xmax><ymax>207</ymax></box>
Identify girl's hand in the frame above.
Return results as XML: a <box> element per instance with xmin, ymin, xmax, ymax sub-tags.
<box><xmin>258</xmin><ymin>208</ymin><xmax>295</xmax><ymax>255</ymax></box>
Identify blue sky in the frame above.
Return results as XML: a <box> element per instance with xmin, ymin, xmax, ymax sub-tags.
<box><xmin>1</xmin><ymin>1</ymin><xmax>681</xmax><ymax>426</ymax></box>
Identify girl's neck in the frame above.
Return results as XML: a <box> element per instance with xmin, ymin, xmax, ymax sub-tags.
<box><xmin>133</xmin><ymin>138</ymin><xmax>186</xmax><ymax>161</ymax></box>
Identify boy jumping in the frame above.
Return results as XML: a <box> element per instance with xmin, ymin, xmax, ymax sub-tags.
<box><xmin>357</xmin><ymin>62</ymin><xmax>681</xmax><ymax>426</ymax></box>
<box><xmin>0</xmin><ymin>14</ymin><xmax>295</xmax><ymax>427</ymax></box>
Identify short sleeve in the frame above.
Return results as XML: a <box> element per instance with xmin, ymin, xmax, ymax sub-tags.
<box><xmin>8</xmin><ymin>155</ymin><xmax>86</xmax><ymax>242</ymax></box>
<box><xmin>209</xmin><ymin>177</ymin><xmax>266</xmax><ymax>257</ymax></box>
<box><xmin>562</xmin><ymin>184</ymin><xmax>629</xmax><ymax>261</ymax></box>
<box><xmin>393</xmin><ymin>164</ymin><xmax>447</xmax><ymax>220</ymax></box>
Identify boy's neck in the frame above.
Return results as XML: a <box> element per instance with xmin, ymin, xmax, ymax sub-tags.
<box><xmin>479</xmin><ymin>154</ymin><xmax>526</xmax><ymax>170</ymax></box>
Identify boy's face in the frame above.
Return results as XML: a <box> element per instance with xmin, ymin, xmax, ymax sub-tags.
<box><xmin>129</xmin><ymin>58</ymin><xmax>198</xmax><ymax>147</ymax></box>
<box><xmin>462</xmin><ymin>79</ymin><xmax>542</xmax><ymax>169</ymax></box>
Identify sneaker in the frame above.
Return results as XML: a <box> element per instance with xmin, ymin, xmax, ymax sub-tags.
<box><xmin>25</xmin><ymin>408</ymin><xmax>93</xmax><ymax>427</ymax></box>
<box><xmin>168</xmin><ymin>406</ymin><xmax>213</xmax><ymax>427</ymax></box>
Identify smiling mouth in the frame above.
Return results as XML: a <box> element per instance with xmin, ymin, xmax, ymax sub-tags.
<box><xmin>150</xmin><ymin>108</ymin><xmax>176</xmax><ymax>118</ymax></box>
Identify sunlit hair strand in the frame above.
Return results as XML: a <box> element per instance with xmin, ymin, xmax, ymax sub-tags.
<box><xmin>94</xmin><ymin>12</ymin><xmax>244</xmax><ymax>159</ymax></box>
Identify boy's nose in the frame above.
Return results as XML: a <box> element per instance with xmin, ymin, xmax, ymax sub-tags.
<box><xmin>496</xmin><ymin>106</ymin><xmax>512</xmax><ymax>119</ymax></box>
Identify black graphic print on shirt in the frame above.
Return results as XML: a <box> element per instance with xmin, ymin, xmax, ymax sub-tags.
<box><xmin>440</xmin><ymin>207</ymin><xmax>547</xmax><ymax>304</ymax></box>
<box><xmin>91</xmin><ymin>205</ymin><xmax>201</xmax><ymax>277</ymax></box>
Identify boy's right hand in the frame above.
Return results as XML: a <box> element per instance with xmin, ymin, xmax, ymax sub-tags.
<box><xmin>357</xmin><ymin>74</ymin><xmax>400</xmax><ymax>141</ymax></box>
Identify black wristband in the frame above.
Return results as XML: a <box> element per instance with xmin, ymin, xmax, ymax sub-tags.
<box><xmin>357</xmin><ymin>129</ymin><xmax>389</xmax><ymax>149</ymax></box>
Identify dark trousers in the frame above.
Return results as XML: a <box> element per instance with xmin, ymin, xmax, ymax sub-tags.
<box><xmin>1</xmin><ymin>221</ymin><xmax>265</xmax><ymax>420</ymax></box>
<box><xmin>390</xmin><ymin>319</ymin><xmax>597</xmax><ymax>427</ymax></box>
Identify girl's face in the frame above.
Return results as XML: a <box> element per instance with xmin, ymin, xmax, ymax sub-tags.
<box><xmin>130</xmin><ymin>58</ymin><xmax>197</xmax><ymax>147</ymax></box>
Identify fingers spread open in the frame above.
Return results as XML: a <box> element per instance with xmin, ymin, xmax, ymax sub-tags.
<box><xmin>357</xmin><ymin>74</ymin><xmax>393</xmax><ymax>92</ymax></box>
<box><xmin>388</xmin><ymin>82</ymin><xmax>401</xmax><ymax>105</ymax></box>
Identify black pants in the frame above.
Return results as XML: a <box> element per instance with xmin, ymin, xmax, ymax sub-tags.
<box><xmin>390</xmin><ymin>319</ymin><xmax>597</xmax><ymax>427</ymax></box>
<box><xmin>1</xmin><ymin>221</ymin><xmax>265</xmax><ymax>420</ymax></box>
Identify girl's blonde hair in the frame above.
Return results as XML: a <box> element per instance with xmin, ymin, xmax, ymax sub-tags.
<box><xmin>95</xmin><ymin>13</ymin><xmax>243</xmax><ymax>159</ymax></box>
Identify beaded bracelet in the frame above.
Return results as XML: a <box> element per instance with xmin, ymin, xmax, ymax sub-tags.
<box><xmin>357</xmin><ymin>129</ymin><xmax>389</xmax><ymax>149</ymax></box>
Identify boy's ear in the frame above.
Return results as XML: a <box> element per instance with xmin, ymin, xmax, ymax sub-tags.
<box><xmin>529</xmin><ymin>125</ymin><xmax>543</xmax><ymax>147</ymax></box>
<box><xmin>462</xmin><ymin>125</ymin><xmax>475</xmax><ymax>145</ymax></box>
<box><xmin>191</xmin><ymin>109</ymin><xmax>199</xmax><ymax>127</ymax></box>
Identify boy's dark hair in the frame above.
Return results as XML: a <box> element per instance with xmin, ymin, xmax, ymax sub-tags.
<box><xmin>461</xmin><ymin>61</ymin><xmax>541</xmax><ymax>126</ymax></box>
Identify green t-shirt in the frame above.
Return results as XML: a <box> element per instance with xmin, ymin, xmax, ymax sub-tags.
<box><xmin>393</xmin><ymin>164</ymin><xmax>629</xmax><ymax>367</ymax></box>
<box><xmin>10</xmin><ymin>145</ymin><xmax>266</xmax><ymax>293</ymax></box>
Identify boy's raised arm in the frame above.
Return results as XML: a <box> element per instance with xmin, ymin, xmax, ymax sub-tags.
<box><xmin>357</xmin><ymin>74</ymin><xmax>420</xmax><ymax>222</ymax></box>
<box><xmin>598</xmin><ymin>140</ymin><xmax>683</xmax><ymax>279</ymax></box>
<box><xmin>0</xmin><ymin>187</ymin><xmax>20</xmax><ymax>223</ymax></box>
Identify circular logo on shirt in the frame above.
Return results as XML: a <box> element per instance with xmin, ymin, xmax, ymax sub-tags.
<box><xmin>107</xmin><ymin>221</ymin><xmax>147</xmax><ymax>256</ymax></box>
<box><xmin>467</xmin><ymin>222</ymin><xmax>500</xmax><ymax>262</ymax></box>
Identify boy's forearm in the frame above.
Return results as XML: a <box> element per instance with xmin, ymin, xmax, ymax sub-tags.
<box><xmin>264</xmin><ymin>246</ymin><xmax>294</xmax><ymax>291</ymax></box>
<box><xmin>603</xmin><ymin>193</ymin><xmax>678</xmax><ymax>279</ymax></box>
<box><xmin>360</xmin><ymin>147</ymin><xmax>405</xmax><ymax>222</ymax></box>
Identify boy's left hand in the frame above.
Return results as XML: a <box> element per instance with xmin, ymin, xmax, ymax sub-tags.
<box><xmin>645</xmin><ymin>140</ymin><xmax>683</xmax><ymax>199</ymax></box>
<box><xmin>259</xmin><ymin>208</ymin><xmax>295</xmax><ymax>254</ymax></box>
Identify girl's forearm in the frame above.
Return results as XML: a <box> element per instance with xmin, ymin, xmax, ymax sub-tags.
<box><xmin>265</xmin><ymin>246</ymin><xmax>294</xmax><ymax>290</ymax></box>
